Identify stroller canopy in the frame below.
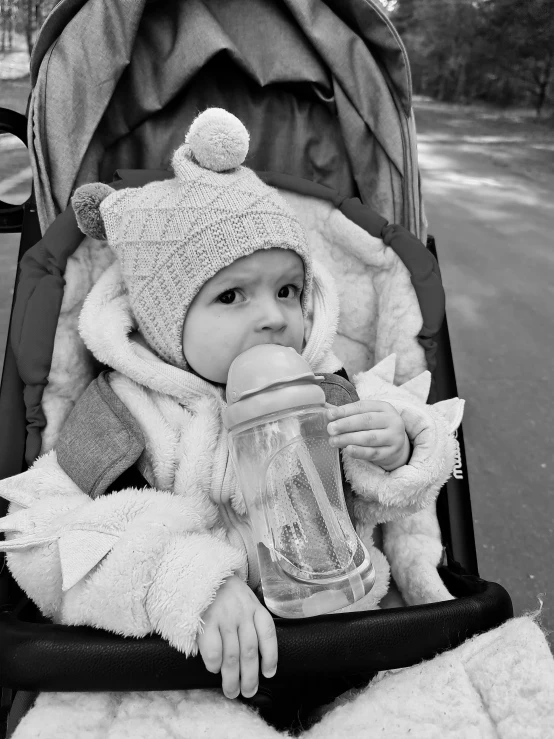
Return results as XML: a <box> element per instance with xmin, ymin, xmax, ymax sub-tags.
<box><xmin>28</xmin><ymin>0</ymin><xmax>423</xmax><ymax>238</ymax></box>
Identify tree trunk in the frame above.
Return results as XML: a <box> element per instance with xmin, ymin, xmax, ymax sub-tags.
<box><xmin>454</xmin><ymin>62</ymin><xmax>467</xmax><ymax>102</ymax></box>
<box><xmin>535</xmin><ymin>84</ymin><xmax>546</xmax><ymax>117</ymax></box>
<box><xmin>1</xmin><ymin>3</ymin><xmax>5</xmax><ymax>53</ymax></box>
<box><xmin>8</xmin><ymin>7</ymin><xmax>13</xmax><ymax>50</ymax></box>
<box><xmin>0</xmin><ymin>0</ymin><xmax>7</xmax><ymax>53</ymax></box>
<box><xmin>35</xmin><ymin>1</ymin><xmax>42</xmax><ymax>33</ymax></box>
<box><xmin>437</xmin><ymin>69</ymin><xmax>450</xmax><ymax>101</ymax></box>
<box><xmin>24</xmin><ymin>0</ymin><xmax>34</xmax><ymax>58</ymax></box>
<box><xmin>535</xmin><ymin>56</ymin><xmax>553</xmax><ymax>118</ymax></box>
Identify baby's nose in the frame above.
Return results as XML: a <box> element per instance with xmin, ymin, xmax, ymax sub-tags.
<box><xmin>258</xmin><ymin>301</ymin><xmax>287</xmax><ymax>332</ymax></box>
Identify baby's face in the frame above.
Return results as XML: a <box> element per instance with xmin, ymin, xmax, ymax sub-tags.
<box><xmin>183</xmin><ymin>248</ymin><xmax>306</xmax><ymax>384</ymax></box>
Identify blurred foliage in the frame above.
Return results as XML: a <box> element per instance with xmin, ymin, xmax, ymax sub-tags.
<box><xmin>1</xmin><ymin>0</ymin><xmax>57</xmax><ymax>56</ymax></box>
<box><xmin>2</xmin><ymin>0</ymin><xmax>553</xmax><ymax>115</ymax></box>
<box><xmin>387</xmin><ymin>0</ymin><xmax>554</xmax><ymax>116</ymax></box>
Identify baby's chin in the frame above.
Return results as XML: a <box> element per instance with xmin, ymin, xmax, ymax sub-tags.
<box><xmin>183</xmin><ymin>355</ymin><xmax>232</xmax><ymax>386</ymax></box>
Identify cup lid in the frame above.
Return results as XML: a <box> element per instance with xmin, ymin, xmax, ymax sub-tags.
<box><xmin>223</xmin><ymin>345</ymin><xmax>325</xmax><ymax>429</ymax></box>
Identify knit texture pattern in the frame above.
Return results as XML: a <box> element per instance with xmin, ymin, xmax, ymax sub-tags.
<box><xmin>95</xmin><ymin>112</ymin><xmax>312</xmax><ymax>369</ymax></box>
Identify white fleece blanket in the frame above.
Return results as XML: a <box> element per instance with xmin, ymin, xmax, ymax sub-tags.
<box><xmin>11</xmin><ymin>617</ymin><xmax>554</xmax><ymax>739</ymax></box>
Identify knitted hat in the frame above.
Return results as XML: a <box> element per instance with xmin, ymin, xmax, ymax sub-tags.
<box><xmin>72</xmin><ymin>108</ymin><xmax>312</xmax><ymax>369</ymax></box>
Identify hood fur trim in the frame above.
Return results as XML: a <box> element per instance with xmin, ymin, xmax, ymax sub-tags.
<box><xmin>78</xmin><ymin>259</ymin><xmax>342</xmax><ymax>400</ymax></box>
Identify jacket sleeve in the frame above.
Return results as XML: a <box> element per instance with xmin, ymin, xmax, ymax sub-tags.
<box><xmin>340</xmin><ymin>355</ymin><xmax>464</xmax><ymax>526</ymax></box>
<box><xmin>0</xmin><ymin>385</ymin><xmax>245</xmax><ymax>656</ymax></box>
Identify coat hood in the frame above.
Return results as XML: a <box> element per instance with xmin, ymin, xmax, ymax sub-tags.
<box><xmin>78</xmin><ymin>258</ymin><xmax>342</xmax><ymax>404</ymax></box>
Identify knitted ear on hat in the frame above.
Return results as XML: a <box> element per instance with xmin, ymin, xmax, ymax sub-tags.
<box><xmin>71</xmin><ymin>183</ymin><xmax>115</xmax><ymax>240</ymax></box>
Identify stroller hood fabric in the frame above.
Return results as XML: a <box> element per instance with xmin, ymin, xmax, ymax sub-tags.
<box><xmin>28</xmin><ymin>0</ymin><xmax>424</xmax><ymax>239</ymax></box>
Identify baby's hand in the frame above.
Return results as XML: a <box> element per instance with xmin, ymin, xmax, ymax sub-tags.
<box><xmin>327</xmin><ymin>400</ymin><xmax>410</xmax><ymax>471</ymax></box>
<box><xmin>198</xmin><ymin>575</ymin><xmax>278</xmax><ymax>699</ymax></box>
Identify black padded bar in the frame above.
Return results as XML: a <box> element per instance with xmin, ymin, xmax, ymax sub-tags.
<box><xmin>0</xmin><ymin>194</ymin><xmax>42</xmax><ymax>490</ymax></box>
<box><xmin>0</xmin><ymin>191</ymin><xmax>43</xmax><ymax>610</ymax></box>
<box><xmin>0</xmin><ymin>570</ymin><xmax>512</xmax><ymax>691</ymax></box>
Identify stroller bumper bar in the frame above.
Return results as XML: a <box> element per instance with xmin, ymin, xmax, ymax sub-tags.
<box><xmin>0</xmin><ymin>567</ymin><xmax>512</xmax><ymax>691</ymax></box>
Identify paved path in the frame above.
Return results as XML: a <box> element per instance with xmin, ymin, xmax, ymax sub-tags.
<box><xmin>415</xmin><ymin>100</ymin><xmax>554</xmax><ymax>632</ymax></box>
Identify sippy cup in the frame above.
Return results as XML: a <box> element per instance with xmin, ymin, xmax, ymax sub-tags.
<box><xmin>223</xmin><ymin>345</ymin><xmax>375</xmax><ymax>618</ymax></box>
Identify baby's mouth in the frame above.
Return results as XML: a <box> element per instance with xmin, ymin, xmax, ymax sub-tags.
<box><xmin>252</xmin><ymin>340</ymin><xmax>288</xmax><ymax>348</ymax></box>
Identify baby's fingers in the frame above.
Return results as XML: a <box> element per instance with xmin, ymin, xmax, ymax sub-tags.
<box><xmin>329</xmin><ymin>428</ymin><xmax>391</xmax><ymax>449</ymax></box>
<box><xmin>343</xmin><ymin>444</ymin><xmax>395</xmax><ymax>463</ymax></box>
<box><xmin>238</xmin><ymin>621</ymin><xmax>260</xmax><ymax>698</ymax></box>
<box><xmin>198</xmin><ymin>624</ymin><xmax>223</xmax><ymax>674</ymax></box>
<box><xmin>327</xmin><ymin>410</ymin><xmax>390</xmax><ymax>440</ymax></box>
<box><xmin>327</xmin><ymin>400</ymin><xmax>390</xmax><ymax>423</ymax></box>
<box><xmin>220</xmin><ymin>627</ymin><xmax>241</xmax><ymax>699</ymax></box>
<box><xmin>254</xmin><ymin>607</ymin><xmax>278</xmax><ymax>679</ymax></box>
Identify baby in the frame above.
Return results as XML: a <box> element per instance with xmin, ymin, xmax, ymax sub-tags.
<box><xmin>0</xmin><ymin>109</ymin><xmax>460</xmax><ymax>736</ymax></box>
<box><xmin>183</xmin><ymin>246</ymin><xmax>409</xmax><ymax>700</ymax></box>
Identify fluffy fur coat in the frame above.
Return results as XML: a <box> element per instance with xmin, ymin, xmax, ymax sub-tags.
<box><xmin>0</xmin><ymin>257</ymin><xmax>462</xmax><ymax>654</ymax></box>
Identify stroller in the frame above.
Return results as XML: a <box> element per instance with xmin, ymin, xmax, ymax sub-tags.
<box><xmin>0</xmin><ymin>0</ymin><xmax>514</xmax><ymax>735</ymax></box>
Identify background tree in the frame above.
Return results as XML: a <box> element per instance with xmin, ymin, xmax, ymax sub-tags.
<box><xmin>388</xmin><ymin>0</ymin><xmax>554</xmax><ymax>115</ymax></box>
<box><xmin>0</xmin><ymin>0</ymin><xmax>57</xmax><ymax>57</ymax></box>
<box><xmin>486</xmin><ymin>0</ymin><xmax>554</xmax><ymax>116</ymax></box>
<box><xmin>2</xmin><ymin>0</ymin><xmax>553</xmax><ymax>114</ymax></box>
<box><xmin>1</xmin><ymin>0</ymin><xmax>16</xmax><ymax>52</ymax></box>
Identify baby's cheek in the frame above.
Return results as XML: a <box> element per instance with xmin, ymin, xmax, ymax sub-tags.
<box><xmin>182</xmin><ymin>322</ymin><xmax>226</xmax><ymax>383</ymax></box>
<box><xmin>291</xmin><ymin>313</ymin><xmax>306</xmax><ymax>353</ymax></box>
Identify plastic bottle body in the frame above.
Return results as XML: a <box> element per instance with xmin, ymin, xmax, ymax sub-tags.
<box><xmin>228</xmin><ymin>405</ymin><xmax>375</xmax><ymax>618</ymax></box>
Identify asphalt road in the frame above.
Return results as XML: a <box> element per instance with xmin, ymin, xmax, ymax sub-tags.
<box><xmin>415</xmin><ymin>100</ymin><xmax>554</xmax><ymax>632</ymax></box>
<box><xmin>1</xmin><ymin>100</ymin><xmax>553</xmax><ymax>633</ymax></box>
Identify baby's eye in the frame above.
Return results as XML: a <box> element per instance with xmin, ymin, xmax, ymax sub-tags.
<box><xmin>217</xmin><ymin>289</ymin><xmax>240</xmax><ymax>305</ymax></box>
<box><xmin>278</xmin><ymin>284</ymin><xmax>300</xmax><ymax>299</ymax></box>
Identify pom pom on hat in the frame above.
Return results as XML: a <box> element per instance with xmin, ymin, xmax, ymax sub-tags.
<box><xmin>72</xmin><ymin>182</ymin><xmax>115</xmax><ymax>240</ymax></box>
<box><xmin>183</xmin><ymin>108</ymin><xmax>250</xmax><ymax>172</ymax></box>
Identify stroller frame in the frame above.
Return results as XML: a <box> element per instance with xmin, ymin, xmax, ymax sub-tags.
<box><xmin>0</xmin><ymin>0</ymin><xmax>513</xmax><ymax>732</ymax></box>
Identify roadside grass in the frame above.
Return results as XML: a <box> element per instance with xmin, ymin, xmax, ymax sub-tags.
<box><xmin>413</xmin><ymin>96</ymin><xmax>554</xmax><ymax>187</ymax></box>
<box><xmin>414</xmin><ymin>95</ymin><xmax>554</xmax><ymax>132</ymax></box>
